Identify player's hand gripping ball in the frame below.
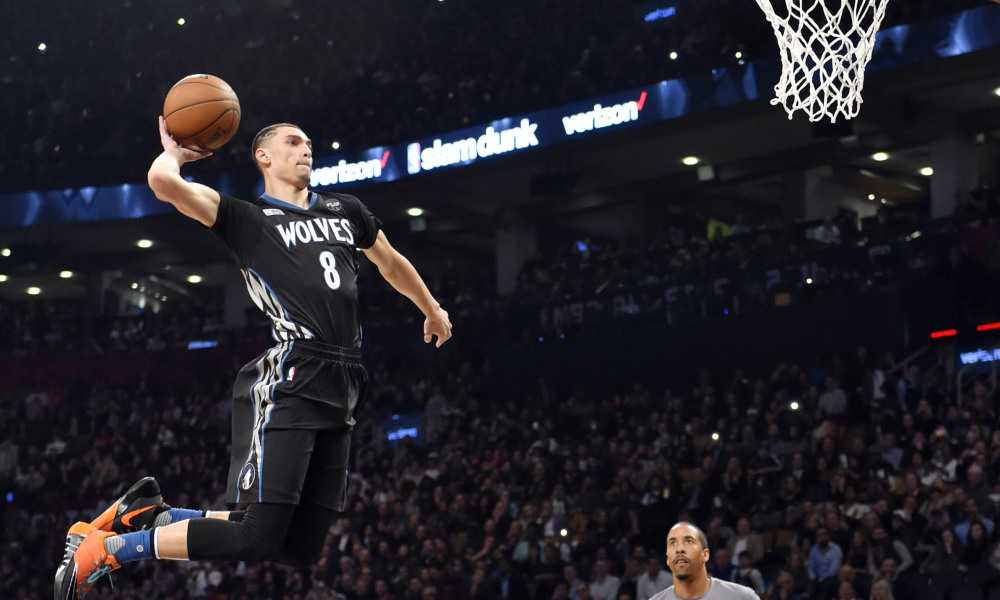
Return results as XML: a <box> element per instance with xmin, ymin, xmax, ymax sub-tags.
<box><xmin>163</xmin><ymin>74</ymin><xmax>241</xmax><ymax>151</ymax></box>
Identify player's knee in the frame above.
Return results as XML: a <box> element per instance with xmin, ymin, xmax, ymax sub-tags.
<box><xmin>234</xmin><ymin>519</ymin><xmax>287</xmax><ymax>562</ymax></box>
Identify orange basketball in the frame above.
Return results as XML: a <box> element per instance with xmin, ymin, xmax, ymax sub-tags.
<box><xmin>163</xmin><ymin>74</ymin><xmax>241</xmax><ymax>151</ymax></box>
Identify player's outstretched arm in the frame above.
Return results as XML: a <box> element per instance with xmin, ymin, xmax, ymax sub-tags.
<box><xmin>147</xmin><ymin>116</ymin><xmax>221</xmax><ymax>227</ymax></box>
<box><xmin>363</xmin><ymin>231</ymin><xmax>452</xmax><ymax>347</ymax></box>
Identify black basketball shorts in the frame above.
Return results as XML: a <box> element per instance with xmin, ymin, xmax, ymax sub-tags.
<box><xmin>225</xmin><ymin>339</ymin><xmax>368</xmax><ymax>510</ymax></box>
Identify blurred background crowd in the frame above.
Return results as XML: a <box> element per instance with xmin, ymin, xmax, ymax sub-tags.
<box><xmin>1</xmin><ymin>190</ymin><xmax>1000</xmax><ymax>600</ymax></box>
<box><xmin>5</xmin><ymin>0</ymin><xmax>1000</xmax><ymax>599</ymax></box>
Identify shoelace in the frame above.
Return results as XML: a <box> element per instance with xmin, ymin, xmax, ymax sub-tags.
<box><xmin>85</xmin><ymin>564</ymin><xmax>114</xmax><ymax>584</ymax></box>
<box><xmin>78</xmin><ymin>566</ymin><xmax>115</xmax><ymax>599</ymax></box>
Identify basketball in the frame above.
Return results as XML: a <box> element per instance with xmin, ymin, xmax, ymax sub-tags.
<box><xmin>162</xmin><ymin>74</ymin><xmax>241</xmax><ymax>151</ymax></box>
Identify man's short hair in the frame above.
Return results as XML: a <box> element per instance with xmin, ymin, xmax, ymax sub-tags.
<box><xmin>251</xmin><ymin>123</ymin><xmax>302</xmax><ymax>172</ymax></box>
<box><xmin>669</xmin><ymin>521</ymin><xmax>709</xmax><ymax>549</ymax></box>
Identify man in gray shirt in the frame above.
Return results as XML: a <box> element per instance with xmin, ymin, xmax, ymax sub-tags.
<box><xmin>638</xmin><ymin>554</ymin><xmax>673</xmax><ymax>600</ymax></box>
<box><xmin>651</xmin><ymin>522</ymin><xmax>760</xmax><ymax>600</ymax></box>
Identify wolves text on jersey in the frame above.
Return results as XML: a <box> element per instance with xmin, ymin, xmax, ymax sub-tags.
<box><xmin>275</xmin><ymin>217</ymin><xmax>355</xmax><ymax>250</ymax></box>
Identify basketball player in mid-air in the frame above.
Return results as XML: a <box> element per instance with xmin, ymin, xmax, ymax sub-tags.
<box><xmin>55</xmin><ymin>116</ymin><xmax>452</xmax><ymax>599</ymax></box>
<box><xmin>651</xmin><ymin>522</ymin><xmax>760</xmax><ymax>600</ymax></box>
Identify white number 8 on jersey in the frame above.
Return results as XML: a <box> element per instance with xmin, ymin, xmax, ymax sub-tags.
<box><xmin>319</xmin><ymin>251</ymin><xmax>341</xmax><ymax>290</ymax></box>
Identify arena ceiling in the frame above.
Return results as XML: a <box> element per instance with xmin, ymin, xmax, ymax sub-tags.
<box><xmin>2</xmin><ymin>42</ymin><xmax>1000</xmax><ymax>305</ymax></box>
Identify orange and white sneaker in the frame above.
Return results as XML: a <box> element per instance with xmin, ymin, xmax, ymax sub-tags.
<box><xmin>53</xmin><ymin>521</ymin><xmax>122</xmax><ymax>600</ymax></box>
<box><xmin>90</xmin><ymin>476</ymin><xmax>171</xmax><ymax>534</ymax></box>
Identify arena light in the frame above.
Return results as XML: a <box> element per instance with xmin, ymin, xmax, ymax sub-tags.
<box><xmin>177</xmin><ymin>17</ymin><xmax>186</xmax><ymax>25</ymax></box>
<box><xmin>872</xmin><ymin>152</ymin><xmax>889</xmax><ymax>161</ymax></box>
<box><xmin>0</xmin><ymin>275</ymin><xmax>7</xmax><ymax>282</ymax></box>
<box><xmin>59</xmin><ymin>270</ymin><xmax>73</xmax><ymax>278</ymax></box>
<box><xmin>977</xmin><ymin>322</ymin><xmax>1000</xmax><ymax>332</ymax></box>
<box><xmin>136</xmin><ymin>239</ymin><xmax>153</xmax><ymax>248</ymax></box>
<box><xmin>407</xmin><ymin>207</ymin><xmax>424</xmax><ymax>217</ymax></box>
<box><xmin>919</xmin><ymin>167</ymin><xmax>934</xmax><ymax>176</ymax></box>
<box><xmin>37</xmin><ymin>43</ymin><xmax>47</xmax><ymax>53</ymax></box>
<box><xmin>1</xmin><ymin>248</ymin><xmax>10</xmax><ymax>257</ymax></box>
<box><xmin>681</xmin><ymin>156</ymin><xmax>700</xmax><ymax>166</ymax></box>
<box><xmin>868</xmin><ymin>194</ymin><xmax>875</xmax><ymax>200</ymax></box>
<box><xmin>331</xmin><ymin>141</ymin><xmax>340</xmax><ymax>150</ymax></box>
<box><xmin>994</xmin><ymin>87</ymin><xmax>1000</xmax><ymax>97</ymax></box>
<box><xmin>27</xmin><ymin>287</ymin><xmax>41</xmax><ymax>295</ymax></box>
<box><xmin>669</xmin><ymin>51</ymin><xmax>679</xmax><ymax>60</ymax></box>
<box><xmin>187</xmin><ymin>275</ymin><xmax>203</xmax><ymax>284</ymax></box>
<box><xmin>930</xmin><ymin>328</ymin><xmax>957</xmax><ymax>339</ymax></box>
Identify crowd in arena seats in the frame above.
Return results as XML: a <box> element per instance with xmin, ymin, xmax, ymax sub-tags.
<box><xmin>0</xmin><ymin>0</ymin><xmax>987</xmax><ymax>194</ymax></box>
<box><xmin>2</xmin><ymin>183</ymin><xmax>999</xmax><ymax>359</ymax></box>
<box><xmin>0</xmin><ymin>194</ymin><xmax>999</xmax><ymax>600</ymax></box>
<box><xmin>0</xmin><ymin>190</ymin><xmax>990</xmax><ymax>360</ymax></box>
<box><xmin>3</xmin><ymin>308</ymin><xmax>1000</xmax><ymax>600</ymax></box>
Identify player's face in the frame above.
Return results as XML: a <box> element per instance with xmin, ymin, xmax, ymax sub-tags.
<box><xmin>262</xmin><ymin>126</ymin><xmax>313</xmax><ymax>185</ymax></box>
<box><xmin>666</xmin><ymin>525</ymin><xmax>709</xmax><ymax>581</ymax></box>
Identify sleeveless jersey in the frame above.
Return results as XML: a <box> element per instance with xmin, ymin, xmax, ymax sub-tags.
<box><xmin>211</xmin><ymin>191</ymin><xmax>381</xmax><ymax>350</ymax></box>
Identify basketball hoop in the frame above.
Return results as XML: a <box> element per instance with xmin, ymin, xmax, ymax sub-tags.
<box><xmin>755</xmin><ymin>0</ymin><xmax>890</xmax><ymax>122</ymax></box>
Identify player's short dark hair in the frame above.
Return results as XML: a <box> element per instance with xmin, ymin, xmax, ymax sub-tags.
<box><xmin>252</xmin><ymin>123</ymin><xmax>302</xmax><ymax>173</ymax></box>
<box><xmin>669</xmin><ymin>521</ymin><xmax>709</xmax><ymax>549</ymax></box>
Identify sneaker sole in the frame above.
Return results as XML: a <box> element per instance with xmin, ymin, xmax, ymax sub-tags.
<box><xmin>90</xmin><ymin>476</ymin><xmax>162</xmax><ymax>532</ymax></box>
<box><xmin>53</xmin><ymin>529</ymin><xmax>85</xmax><ymax>600</ymax></box>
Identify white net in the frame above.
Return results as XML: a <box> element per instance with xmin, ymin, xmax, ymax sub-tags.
<box><xmin>755</xmin><ymin>0</ymin><xmax>890</xmax><ymax>122</ymax></box>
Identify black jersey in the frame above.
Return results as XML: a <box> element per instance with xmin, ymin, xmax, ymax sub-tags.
<box><xmin>211</xmin><ymin>191</ymin><xmax>381</xmax><ymax>350</ymax></box>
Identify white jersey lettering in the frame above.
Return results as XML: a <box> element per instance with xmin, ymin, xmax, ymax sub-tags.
<box><xmin>274</xmin><ymin>218</ymin><xmax>357</xmax><ymax>249</ymax></box>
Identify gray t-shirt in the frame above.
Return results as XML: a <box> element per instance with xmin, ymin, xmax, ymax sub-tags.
<box><xmin>649</xmin><ymin>578</ymin><xmax>760</xmax><ymax>600</ymax></box>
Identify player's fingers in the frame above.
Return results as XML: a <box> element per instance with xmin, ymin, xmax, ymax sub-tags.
<box><xmin>435</xmin><ymin>326</ymin><xmax>452</xmax><ymax>347</ymax></box>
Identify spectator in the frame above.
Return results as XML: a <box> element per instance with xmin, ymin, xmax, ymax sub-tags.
<box><xmin>874</xmin><ymin>557</ymin><xmax>921</xmax><ymax>599</ymax></box>
<box><xmin>617</xmin><ymin>557</ymin><xmax>644</xmax><ymax>600</ymax></box>
<box><xmin>819</xmin><ymin>565</ymin><xmax>872</xmax><ymax>600</ymax></box>
<box><xmin>764</xmin><ymin>570</ymin><xmax>806</xmax><ymax>600</ymax></box>
<box><xmin>961</xmin><ymin>463</ymin><xmax>993</xmax><ymax>518</ymax></box>
<box><xmin>954</xmin><ymin>499</ymin><xmax>996</xmax><ymax>542</ymax></box>
<box><xmin>960</xmin><ymin>521</ymin><xmax>998</xmax><ymax>593</ymax></box>
<box><xmin>818</xmin><ymin>376</ymin><xmax>848</xmax><ymax>423</ymax></box>
<box><xmin>877</xmin><ymin>433</ymin><xmax>904</xmax><ymax>472</ymax></box>
<box><xmin>809</xmin><ymin>526</ymin><xmax>844</xmax><ymax>582</ymax></box>
<box><xmin>731</xmin><ymin>550</ymin><xmax>765</xmax><ymax>596</ymax></box>
<box><xmin>494</xmin><ymin>557</ymin><xmax>529</xmax><ymax>600</ymax></box>
<box><xmin>920</xmin><ymin>527</ymin><xmax>966</xmax><ymax>600</ymax></box>
<box><xmin>836</xmin><ymin>579</ymin><xmax>862</xmax><ymax>600</ymax></box>
<box><xmin>844</xmin><ymin>530</ymin><xmax>872</xmax><ymax>572</ymax></box>
<box><xmin>636</xmin><ymin>555</ymin><xmax>672</xmax><ymax>600</ymax></box>
<box><xmin>727</xmin><ymin>518</ymin><xmax>766</xmax><ymax>567</ymax></box>
<box><xmin>867</xmin><ymin>527</ymin><xmax>913</xmax><ymax>577</ymax></box>
<box><xmin>589</xmin><ymin>558</ymin><xmax>621</xmax><ymax>600</ymax></box>
<box><xmin>710</xmin><ymin>548</ymin><xmax>737</xmax><ymax>581</ymax></box>
<box><xmin>552</xmin><ymin>581</ymin><xmax>572</xmax><ymax>600</ymax></box>
<box><xmin>562</xmin><ymin>564</ymin><xmax>586</xmax><ymax>600</ymax></box>
<box><xmin>868</xmin><ymin>578</ymin><xmax>894</xmax><ymax>600</ymax></box>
